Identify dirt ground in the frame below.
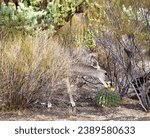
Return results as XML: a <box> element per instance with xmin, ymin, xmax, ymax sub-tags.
<box><xmin>0</xmin><ymin>85</ymin><xmax>150</xmax><ymax>121</ymax></box>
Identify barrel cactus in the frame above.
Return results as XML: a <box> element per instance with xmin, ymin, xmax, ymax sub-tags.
<box><xmin>96</xmin><ymin>89</ymin><xmax>121</xmax><ymax>107</ymax></box>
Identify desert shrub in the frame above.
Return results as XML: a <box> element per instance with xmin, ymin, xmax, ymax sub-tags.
<box><xmin>84</xmin><ymin>0</ymin><xmax>150</xmax><ymax>111</ymax></box>
<box><xmin>0</xmin><ymin>35</ymin><xmax>71</xmax><ymax>110</ymax></box>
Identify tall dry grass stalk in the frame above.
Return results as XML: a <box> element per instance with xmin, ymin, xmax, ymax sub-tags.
<box><xmin>0</xmin><ymin>35</ymin><xmax>72</xmax><ymax>110</ymax></box>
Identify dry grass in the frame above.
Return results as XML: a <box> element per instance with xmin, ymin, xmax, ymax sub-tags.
<box><xmin>0</xmin><ymin>35</ymin><xmax>72</xmax><ymax>110</ymax></box>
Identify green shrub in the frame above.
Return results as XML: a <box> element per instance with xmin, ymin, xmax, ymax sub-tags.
<box><xmin>96</xmin><ymin>89</ymin><xmax>121</xmax><ymax>107</ymax></box>
<box><xmin>0</xmin><ymin>2</ymin><xmax>44</xmax><ymax>32</ymax></box>
<box><xmin>0</xmin><ymin>0</ymin><xmax>84</xmax><ymax>35</ymax></box>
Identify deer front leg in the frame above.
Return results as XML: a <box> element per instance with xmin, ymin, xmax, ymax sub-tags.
<box><xmin>65</xmin><ymin>77</ymin><xmax>76</xmax><ymax>107</ymax></box>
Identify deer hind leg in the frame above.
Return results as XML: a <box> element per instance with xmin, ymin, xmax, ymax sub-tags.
<box><xmin>65</xmin><ymin>77</ymin><xmax>76</xmax><ymax>107</ymax></box>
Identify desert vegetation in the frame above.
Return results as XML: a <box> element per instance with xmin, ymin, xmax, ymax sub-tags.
<box><xmin>0</xmin><ymin>0</ymin><xmax>150</xmax><ymax>118</ymax></box>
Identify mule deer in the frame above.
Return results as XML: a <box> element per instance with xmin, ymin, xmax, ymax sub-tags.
<box><xmin>45</xmin><ymin>50</ymin><xmax>109</xmax><ymax>109</ymax></box>
<box><xmin>65</xmin><ymin>55</ymin><xmax>109</xmax><ymax>107</ymax></box>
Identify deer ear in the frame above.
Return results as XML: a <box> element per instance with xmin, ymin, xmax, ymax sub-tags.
<box><xmin>90</xmin><ymin>55</ymin><xmax>96</xmax><ymax>61</ymax></box>
<box><xmin>89</xmin><ymin>55</ymin><xmax>101</xmax><ymax>70</ymax></box>
<box><xmin>124</xmin><ymin>48</ymin><xmax>134</xmax><ymax>59</ymax></box>
<box><xmin>90</xmin><ymin>56</ymin><xmax>97</xmax><ymax>66</ymax></box>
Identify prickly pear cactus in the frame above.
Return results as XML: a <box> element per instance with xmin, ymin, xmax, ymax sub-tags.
<box><xmin>96</xmin><ymin>89</ymin><xmax>121</xmax><ymax>107</ymax></box>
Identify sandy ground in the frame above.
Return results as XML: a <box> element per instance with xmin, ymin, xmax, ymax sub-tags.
<box><xmin>0</xmin><ymin>85</ymin><xmax>150</xmax><ymax>121</ymax></box>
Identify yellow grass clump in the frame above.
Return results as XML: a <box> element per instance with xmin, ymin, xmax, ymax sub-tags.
<box><xmin>0</xmin><ymin>35</ymin><xmax>71</xmax><ymax>110</ymax></box>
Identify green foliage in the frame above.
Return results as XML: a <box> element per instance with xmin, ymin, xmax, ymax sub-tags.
<box><xmin>86</xmin><ymin>0</ymin><xmax>149</xmax><ymax>45</ymax></box>
<box><xmin>0</xmin><ymin>2</ymin><xmax>45</xmax><ymax>34</ymax></box>
<box><xmin>84</xmin><ymin>28</ymin><xmax>96</xmax><ymax>48</ymax></box>
<box><xmin>96</xmin><ymin>89</ymin><xmax>121</xmax><ymax>107</ymax></box>
<box><xmin>29</xmin><ymin>0</ymin><xmax>42</xmax><ymax>7</ymax></box>
<box><xmin>44</xmin><ymin>0</ymin><xmax>80</xmax><ymax>28</ymax></box>
<box><xmin>0</xmin><ymin>0</ymin><xmax>84</xmax><ymax>35</ymax></box>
